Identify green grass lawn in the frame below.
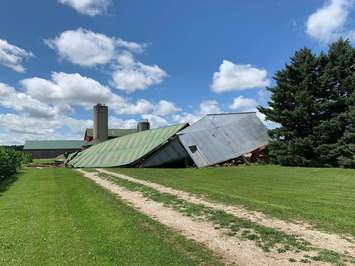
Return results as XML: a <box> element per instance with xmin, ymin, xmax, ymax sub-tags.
<box><xmin>112</xmin><ymin>165</ymin><xmax>355</xmax><ymax>237</ymax></box>
<box><xmin>0</xmin><ymin>168</ymin><xmax>221</xmax><ymax>266</ymax></box>
<box><xmin>32</xmin><ymin>158</ymin><xmax>57</xmax><ymax>164</ymax></box>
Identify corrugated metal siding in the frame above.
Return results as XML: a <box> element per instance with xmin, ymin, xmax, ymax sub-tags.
<box><xmin>178</xmin><ymin>113</ymin><xmax>270</xmax><ymax>168</ymax></box>
<box><xmin>24</xmin><ymin>140</ymin><xmax>85</xmax><ymax>150</ymax></box>
<box><xmin>140</xmin><ymin>137</ymin><xmax>190</xmax><ymax>167</ymax></box>
<box><xmin>25</xmin><ymin>149</ymin><xmax>79</xmax><ymax>159</ymax></box>
<box><xmin>68</xmin><ymin>124</ymin><xmax>187</xmax><ymax>168</ymax></box>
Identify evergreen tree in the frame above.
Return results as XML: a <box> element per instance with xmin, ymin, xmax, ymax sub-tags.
<box><xmin>259</xmin><ymin>39</ymin><xmax>355</xmax><ymax>167</ymax></box>
<box><xmin>315</xmin><ymin>39</ymin><xmax>355</xmax><ymax>166</ymax></box>
<box><xmin>259</xmin><ymin>48</ymin><xmax>320</xmax><ymax>166</ymax></box>
<box><xmin>338</xmin><ymin>99</ymin><xmax>355</xmax><ymax>167</ymax></box>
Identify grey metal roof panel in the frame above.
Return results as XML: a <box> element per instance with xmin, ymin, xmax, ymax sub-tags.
<box><xmin>178</xmin><ymin>113</ymin><xmax>270</xmax><ymax>168</ymax></box>
<box><xmin>178</xmin><ymin>112</ymin><xmax>257</xmax><ymax>134</ymax></box>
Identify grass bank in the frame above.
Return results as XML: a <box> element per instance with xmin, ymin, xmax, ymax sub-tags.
<box><xmin>0</xmin><ymin>168</ymin><xmax>221</xmax><ymax>265</ymax></box>
<box><xmin>111</xmin><ymin>165</ymin><xmax>355</xmax><ymax>236</ymax></box>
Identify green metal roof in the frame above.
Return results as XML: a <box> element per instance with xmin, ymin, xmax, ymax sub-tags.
<box><xmin>85</xmin><ymin>128</ymin><xmax>137</xmax><ymax>138</ymax></box>
<box><xmin>68</xmin><ymin>124</ymin><xmax>188</xmax><ymax>168</ymax></box>
<box><xmin>24</xmin><ymin>140</ymin><xmax>85</xmax><ymax>150</ymax></box>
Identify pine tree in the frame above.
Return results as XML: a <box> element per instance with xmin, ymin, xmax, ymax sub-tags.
<box><xmin>259</xmin><ymin>48</ymin><xmax>320</xmax><ymax>166</ymax></box>
<box><xmin>259</xmin><ymin>39</ymin><xmax>355</xmax><ymax>168</ymax></box>
<box><xmin>314</xmin><ymin>39</ymin><xmax>355</xmax><ymax>166</ymax></box>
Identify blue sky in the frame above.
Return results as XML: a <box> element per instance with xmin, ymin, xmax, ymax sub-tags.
<box><xmin>0</xmin><ymin>0</ymin><xmax>354</xmax><ymax>144</ymax></box>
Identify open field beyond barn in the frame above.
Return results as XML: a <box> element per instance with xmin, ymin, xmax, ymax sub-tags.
<box><xmin>112</xmin><ymin>165</ymin><xmax>355</xmax><ymax>237</ymax></box>
<box><xmin>0</xmin><ymin>168</ymin><xmax>220</xmax><ymax>266</ymax></box>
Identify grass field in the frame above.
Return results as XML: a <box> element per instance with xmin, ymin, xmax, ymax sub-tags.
<box><xmin>0</xmin><ymin>168</ymin><xmax>221</xmax><ymax>265</ymax></box>
<box><xmin>112</xmin><ymin>165</ymin><xmax>355</xmax><ymax>237</ymax></box>
<box><xmin>32</xmin><ymin>158</ymin><xmax>57</xmax><ymax>164</ymax></box>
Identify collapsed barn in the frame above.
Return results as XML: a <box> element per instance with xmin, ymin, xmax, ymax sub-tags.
<box><xmin>65</xmin><ymin>104</ymin><xmax>270</xmax><ymax>168</ymax></box>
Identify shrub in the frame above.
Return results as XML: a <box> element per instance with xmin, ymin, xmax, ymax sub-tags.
<box><xmin>21</xmin><ymin>152</ymin><xmax>33</xmax><ymax>164</ymax></box>
<box><xmin>0</xmin><ymin>148</ymin><xmax>26</xmax><ymax>180</ymax></box>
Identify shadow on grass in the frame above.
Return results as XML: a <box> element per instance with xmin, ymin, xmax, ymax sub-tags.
<box><xmin>0</xmin><ymin>173</ymin><xmax>19</xmax><ymax>196</ymax></box>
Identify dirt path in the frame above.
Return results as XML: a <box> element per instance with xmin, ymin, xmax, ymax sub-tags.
<box><xmin>98</xmin><ymin>168</ymin><xmax>355</xmax><ymax>258</ymax></box>
<box><xmin>78</xmin><ymin>169</ymin><xmax>328</xmax><ymax>266</ymax></box>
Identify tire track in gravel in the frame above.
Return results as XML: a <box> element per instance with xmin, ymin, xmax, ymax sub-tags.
<box><xmin>78</xmin><ymin>169</ymin><xmax>326</xmax><ymax>266</ymax></box>
<box><xmin>98</xmin><ymin>168</ymin><xmax>355</xmax><ymax>259</ymax></box>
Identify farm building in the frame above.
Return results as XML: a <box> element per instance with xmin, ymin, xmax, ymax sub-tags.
<box><xmin>25</xmin><ymin>103</ymin><xmax>270</xmax><ymax>165</ymax></box>
<box><xmin>84</xmin><ymin>103</ymin><xmax>140</xmax><ymax>143</ymax></box>
<box><xmin>66</xmin><ymin>124</ymin><xmax>189</xmax><ymax>168</ymax></box>
<box><xmin>177</xmin><ymin>113</ymin><xmax>270</xmax><ymax>167</ymax></box>
<box><xmin>23</xmin><ymin>104</ymin><xmax>149</xmax><ymax>159</ymax></box>
<box><xmin>23</xmin><ymin>140</ymin><xmax>85</xmax><ymax>159</ymax></box>
<box><xmin>66</xmin><ymin>104</ymin><xmax>270</xmax><ymax>168</ymax></box>
<box><xmin>139</xmin><ymin>112</ymin><xmax>270</xmax><ymax>168</ymax></box>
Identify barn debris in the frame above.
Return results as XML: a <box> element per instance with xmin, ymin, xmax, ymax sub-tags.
<box><xmin>66</xmin><ymin>106</ymin><xmax>270</xmax><ymax>168</ymax></box>
<box><xmin>66</xmin><ymin>123</ymin><xmax>189</xmax><ymax>168</ymax></box>
<box><xmin>177</xmin><ymin>113</ymin><xmax>270</xmax><ymax>168</ymax></box>
<box><xmin>25</xmin><ymin>103</ymin><xmax>270</xmax><ymax>167</ymax></box>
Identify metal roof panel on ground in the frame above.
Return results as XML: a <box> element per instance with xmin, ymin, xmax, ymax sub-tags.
<box><xmin>24</xmin><ymin>140</ymin><xmax>85</xmax><ymax>150</ymax></box>
<box><xmin>68</xmin><ymin>124</ymin><xmax>188</xmax><ymax>168</ymax></box>
<box><xmin>178</xmin><ymin>113</ymin><xmax>270</xmax><ymax>168</ymax></box>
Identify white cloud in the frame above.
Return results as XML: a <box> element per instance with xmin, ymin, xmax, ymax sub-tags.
<box><xmin>63</xmin><ymin>117</ymin><xmax>93</xmax><ymax>134</ymax></box>
<box><xmin>0</xmin><ymin>83</ymin><xmax>69</xmax><ymax>119</ymax></box>
<box><xmin>227</xmin><ymin>96</ymin><xmax>278</xmax><ymax>129</ymax></box>
<box><xmin>47</xmin><ymin>29</ymin><xmax>166</xmax><ymax>93</ymax></box>
<box><xmin>0</xmin><ymin>74</ymin><xmax>180</xmax><ymax>144</ymax></box>
<box><xmin>46</xmin><ymin>28</ymin><xmax>145</xmax><ymax>68</ymax></box>
<box><xmin>118</xmin><ymin>99</ymin><xmax>154</xmax><ymax>115</ymax></box>
<box><xmin>21</xmin><ymin>72</ymin><xmax>117</xmax><ymax>107</ymax></box>
<box><xmin>173</xmin><ymin>100</ymin><xmax>221</xmax><ymax>125</ymax></box>
<box><xmin>172</xmin><ymin>112</ymin><xmax>200</xmax><ymax>125</ymax></box>
<box><xmin>116</xmin><ymin>39</ymin><xmax>146</xmax><ymax>54</ymax></box>
<box><xmin>199</xmin><ymin>100</ymin><xmax>221</xmax><ymax>115</ymax></box>
<box><xmin>58</xmin><ymin>0</ymin><xmax>112</xmax><ymax>16</ymax></box>
<box><xmin>0</xmin><ymin>112</ymin><xmax>100</xmax><ymax>144</ymax></box>
<box><xmin>20</xmin><ymin>71</ymin><xmax>176</xmax><ymax>116</ymax></box>
<box><xmin>306</xmin><ymin>0</ymin><xmax>354</xmax><ymax>43</ymax></box>
<box><xmin>211</xmin><ymin>60</ymin><xmax>270</xmax><ymax>93</ymax></box>
<box><xmin>229</xmin><ymin>96</ymin><xmax>257</xmax><ymax>111</ymax></box>
<box><xmin>0</xmin><ymin>39</ymin><xmax>33</xmax><ymax>72</ymax></box>
<box><xmin>153</xmin><ymin>100</ymin><xmax>181</xmax><ymax>116</ymax></box>
<box><xmin>0</xmin><ymin>82</ymin><xmax>14</xmax><ymax>96</ymax></box>
<box><xmin>109</xmin><ymin>116</ymin><xmax>138</xmax><ymax>129</ymax></box>
<box><xmin>112</xmin><ymin>51</ymin><xmax>167</xmax><ymax>93</ymax></box>
<box><xmin>141</xmin><ymin>114</ymin><xmax>169</xmax><ymax>128</ymax></box>
<box><xmin>46</xmin><ymin>28</ymin><xmax>117</xmax><ymax>67</ymax></box>
<box><xmin>0</xmin><ymin>113</ymin><xmax>61</xmax><ymax>136</ymax></box>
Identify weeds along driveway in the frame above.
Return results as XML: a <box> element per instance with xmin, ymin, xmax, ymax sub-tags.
<box><xmin>79</xmin><ymin>169</ymin><xmax>355</xmax><ymax>266</ymax></box>
<box><xmin>98</xmin><ymin>168</ymin><xmax>355</xmax><ymax>259</ymax></box>
<box><xmin>0</xmin><ymin>168</ymin><xmax>221</xmax><ymax>266</ymax></box>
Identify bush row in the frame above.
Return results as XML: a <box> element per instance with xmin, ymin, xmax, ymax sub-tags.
<box><xmin>0</xmin><ymin>148</ymin><xmax>32</xmax><ymax>180</ymax></box>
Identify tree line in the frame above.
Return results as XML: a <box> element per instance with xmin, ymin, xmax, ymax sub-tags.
<box><xmin>260</xmin><ymin>39</ymin><xmax>355</xmax><ymax>168</ymax></box>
